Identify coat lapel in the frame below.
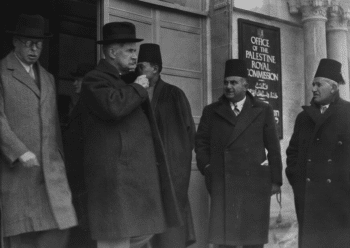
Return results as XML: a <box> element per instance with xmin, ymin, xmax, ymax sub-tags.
<box><xmin>304</xmin><ymin>100</ymin><xmax>336</xmax><ymax>144</ymax></box>
<box><xmin>38</xmin><ymin>64</ymin><xmax>54</xmax><ymax>104</ymax></box>
<box><xmin>8</xmin><ymin>53</ymin><xmax>40</xmax><ymax>97</ymax></box>
<box><xmin>152</xmin><ymin>78</ymin><xmax>165</xmax><ymax>110</ymax></box>
<box><xmin>214</xmin><ymin>99</ymin><xmax>237</xmax><ymax>126</ymax></box>
<box><xmin>227</xmin><ymin>96</ymin><xmax>263</xmax><ymax>147</ymax></box>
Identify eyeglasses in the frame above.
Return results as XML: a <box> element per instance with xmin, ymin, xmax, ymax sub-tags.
<box><xmin>19</xmin><ymin>39</ymin><xmax>43</xmax><ymax>49</ymax></box>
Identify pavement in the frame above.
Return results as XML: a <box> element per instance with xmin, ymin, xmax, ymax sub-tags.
<box><xmin>266</xmin><ymin>216</ymin><xmax>298</xmax><ymax>248</ymax></box>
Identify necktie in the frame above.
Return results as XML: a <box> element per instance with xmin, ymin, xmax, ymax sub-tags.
<box><xmin>233</xmin><ymin>103</ymin><xmax>240</xmax><ymax>116</ymax></box>
<box><xmin>29</xmin><ymin>66</ymin><xmax>35</xmax><ymax>80</ymax></box>
<box><xmin>320</xmin><ymin>105</ymin><xmax>327</xmax><ymax>114</ymax></box>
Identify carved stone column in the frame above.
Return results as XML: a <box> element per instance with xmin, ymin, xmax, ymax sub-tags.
<box><xmin>326</xmin><ymin>4</ymin><xmax>350</xmax><ymax>100</ymax></box>
<box><xmin>301</xmin><ymin>5</ymin><xmax>328</xmax><ymax>103</ymax></box>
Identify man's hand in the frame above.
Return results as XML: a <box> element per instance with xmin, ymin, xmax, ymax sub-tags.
<box><xmin>134</xmin><ymin>75</ymin><xmax>149</xmax><ymax>88</ymax></box>
<box><xmin>271</xmin><ymin>183</ymin><xmax>281</xmax><ymax>195</ymax></box>
<box><xmin>19</xmin><ymin>151</ymin><xmax>40</xmax><ymax>168</ymax></box>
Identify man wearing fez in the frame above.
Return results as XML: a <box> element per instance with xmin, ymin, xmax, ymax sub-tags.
<box><xmin>0</xmin><ymin>14</ymin><xmax>77</xmax><ymax>247</ymax></box>
<box><xmin>137</xmin><ymin>43</ymin><xmax>196</xmax><ymax>248</ymax></box>
<box><xmin>286</xmin><ymin>58</ymin><xmax>350</xmax><ymax>248</ymax></box>
<box><xmin>79</xmin><ymin>22</ymin><xmax>182</xmax><ymax>248</ymax></box>
<box><xmin>195</xmin><ymin>59</ymin><xmax>282</xmax><ymax>248</ymax></box>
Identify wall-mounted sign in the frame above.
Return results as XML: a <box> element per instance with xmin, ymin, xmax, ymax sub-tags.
<box><xmin>238</xmin><ymin>18</ymin><xmax>283</xmax><ymax>139</ymax></box>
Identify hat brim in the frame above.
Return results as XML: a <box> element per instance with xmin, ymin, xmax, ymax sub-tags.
<box><xmin>96</xmin><ymin>38</ymin><xmax>144</xmax><ymax>44</ymax></box>
<box><xmin>6</xmin><ymin>30</ymin><xmax>53</xmax><ymax>39</ymax></box>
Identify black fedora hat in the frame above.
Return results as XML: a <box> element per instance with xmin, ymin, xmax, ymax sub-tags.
<box><xmin>70</xmin><ymin>63</ymin><xmax>95</xmax><ymax>77</ymax></box>
<box><xmin>314</xmin><ymin>58</ymin><xmax>345</xmax><ymax>84</ymax></box>
<box><xmin>138</xmin><ymin>43</ymin><xmax>162</xmax><ymax>65</ymax></box>
<box><xmin>96</xmin><ymin>22</ymin><xmax>143</xmax><ymax>44</ymax></box>
<box><xmin>225</xmin><ymin>59</ymin><xmax>248</xmax><ymax>78</ymax></box>
<box><xmin>6</xmin><ymin>14</ymin><xmax>53</xmax><ymax>39</ymax></box>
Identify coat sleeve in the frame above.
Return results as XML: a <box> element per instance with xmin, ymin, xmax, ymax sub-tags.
<box><xmin>0</xmin><ymin>75</ymin><xmax>28</xmax><ymax>164</ymax></box>
<box><xmin>195</xmin><ymin>105</ymin><xmax>211</xmax><ymax>175</ymax></box>
<box><xmin>285</xmin><ymin>113</ymin><xmax>302</xmax><ymax>186</ymax></box>
<box><xmin>177</xmin><ymin>89</ymin><xmax>196</xmax><ymax>150</ymax></box>
<box><xmin>263</xmin><ymin>104</ymin><xmax>283</xmax><ymax>185</ymax></box>
<box><xmin>81</xmin><ymin>72</ymin><xmax>148</xmax><ymax>121</ymax></box>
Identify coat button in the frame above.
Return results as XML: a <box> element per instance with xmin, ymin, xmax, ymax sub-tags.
<box><xmin>328</xmin><ymin>159</ymin><xmax>332</xmax><ymax>163</ymax></box>
<box><xmin>327</xmin><ymin>179</ymin><xmax>332</xmax><ymax>183</ymax></box>
<box><xmin>316</xmin><ymin>138</ymin><xmax>320</xmax><ymax>141</ymax></box>
<box><xmin>338</xmin><ymin>141</ymin><xmax>343</xmax><ymax>145</ymax></box>
<box><xmin>307</xmin><ymin>159</ymin><xmax>311</xmax><ymax>162</ymax></box>
<box><xmin>306</xmin><ymin>178</ymin><xmax>311</xmax><ymax>182</ymax></box>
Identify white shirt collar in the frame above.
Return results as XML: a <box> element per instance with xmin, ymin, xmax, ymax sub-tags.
<box><xmin>230</xmin><ymin>96</ymin><xmax>246</xmax><ymax>112</ymax></box>
<box><xmin>14</xmin><ymin>52</ymin><xmax>33</xmax><ymax>73</ymax></box>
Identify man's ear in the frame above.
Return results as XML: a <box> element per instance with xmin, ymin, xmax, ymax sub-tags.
<box><xmin>153</xmin><ymin>64</ymin><xmax>159</xmax><ymax>73</ymax></box>
<box><xmin>108</xmin><ymin>47</ymin><xmax>116</xmax><ymax>59</ymax></box>
<box><xmin>331</xmin><ymin>83</ymin><xmax>338</xmax><ymax>93</ymax></box>
<box><xmin>243</xmin><ymin>79</ymin><xmax>249</xmax><ymax>90</ymax></box>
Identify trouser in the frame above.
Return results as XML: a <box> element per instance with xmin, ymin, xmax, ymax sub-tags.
<box><xmin>4</xmin><ymin>229</ymin><xmax>69</xmax><ymax>248</ymax></box>
<box><xmin>218</xmin><ymin>245</ymin><xmax>264</xmax><ymax>248</ymax></box>
<box><xmin>66</xmin><ymin>226</ymin><xmax>96</xmax><ymax>248</ymax></box>
<box><xmin>148</xmin><ymin>226</ymin><xmax>186</xmax><ymax>248</ymax></box>
<box><xmin>97</xmin><ymin>235</ymin><xmax>153</xmax><ymax>248</ymax></box>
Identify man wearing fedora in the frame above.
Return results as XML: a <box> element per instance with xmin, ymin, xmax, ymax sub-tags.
<box><xmin>195</xmin><ymin>59</ymin><xmax>282</xmax><ymax>248</ymax></box>
<box><xmin>58</xmin><ymin>62</ymin><xmax>95</xmax><ymax>128</ymax></box>
<box><xmin>286</xmin><ymin>58</ymin><xmax>350</xmax><ymax>248</ymax></box>
<box><xmin>0</xmin><ymin>14</ymin><xmax>77</xmax><ymax>248</ymax></box>
<box><xmin>60</xmin><ymin>62</ymin><xmax>96</xmax><ymax>248</ymax></box>
<box><xmin>79</xmin><ymin>22</ymin><xmax>182</xmax><ymax>248</ymax></box>
<box><xmin>136</xmin><ymin>43</ymin><xmax>196</xmax><ymax>248</ymax></box>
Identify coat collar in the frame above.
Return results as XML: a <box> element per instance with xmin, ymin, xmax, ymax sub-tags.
<box><xmin>96</xmin><ymin>59</ymin><xmax>122</xmax><ymax>80</ymax></box>
<box><xmin>214</xmin><ymin>91</ymin><xmax>261</xmax><ymax>125</ymax></box>
<box><xmin>7</xmin><ymin>52</ymin><xmax>41</xmax><ymax>97</ymax></box>
<box><xmin>151</xmin><ymin>77</ymin><xmax>166</xmax><ymax>110</ymax></box>
<box><xmin>303</xmin><ymin>93</ymin><xmax>344</xmax><ymax>143</ymax></box>
<box><xmin>302</xmin><ymin>93</ymin><xmax>341</xmax><ymax>125</ymax></box>
<box><xmin>214</xmin><ymin>91</ymin><xmax>264</xmax><ymax>145</ymax></box>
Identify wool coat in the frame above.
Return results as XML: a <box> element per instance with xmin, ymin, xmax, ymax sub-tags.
<box><xmin>195</xmin><ymin>92</ymin><xmax>282</xmax><ymax>246</ymax></box>
<box><xmin>0</xmin><ymin>52</ymin><xmax>77</xmax><ymax>237</ymax></box>
<box><xmin>286</xmin><ymin>94</ymin><xmax>350</xmax><ymax>248</ymax></box>
<box><xmin>150</xmin><ymin>78</ymin><xmax>196</xmax><ymax>247</ymax></box>
<box><xmin>80</xmin><ymin>59</ymin><xmax>182</xmax><ymax>240</ymax></box>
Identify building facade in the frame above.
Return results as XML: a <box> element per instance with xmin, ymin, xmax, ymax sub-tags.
<box><xmin>1</xmin><ymin>0</ymin><xmax>350</xmax><ymax>247</ymax></box>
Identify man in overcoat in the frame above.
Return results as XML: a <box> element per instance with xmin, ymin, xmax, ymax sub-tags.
<box><xmin>195</xmin><ymin>59</ymin><xmax>282</xmax><ymax>248</ymax></box>
<box><xmin>62</xmin><ymin>63</ymin><xmax>97</xmax><ymax>248</ymax></box>
<box><xmin>79</xmin><ymin>22</ymin><xmax>182</xmax><ymax>248</ymax></box>
<box><xmin>136</xmin><ymin>43</ymin><xmax>196</xmax><ymax>248</ymax></box>
<box><xmin>0</xmin><ymin>14</ymin><xmax>77</xmax><ymax>248</ymax></box>
<box><xmin>286</xmin><ymin>58</ymin><xmax>350</xmax><ymax>248</ymax></box>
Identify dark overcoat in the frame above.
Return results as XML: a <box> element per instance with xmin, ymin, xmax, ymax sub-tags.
<box><xmin>151</xmin><ymin>78</ymin><xmax>196</xmax><ymax>246</ymax></box>
<box><xmin>0</xmin><ymin>52</ymin><xmax>77</xmax><ymax>237</ymax></box>
<box><xmin>195</xmin><ymin>92</ymin><xmax>282</xmax><ymax>246</ymax></box>
<box><xmin>286</xmin><ymin>94</ymin><xmax>350</xmax><ymax>248</ymax></box>
<box><xmin>80</xmin><ymin>59</ymin><xmax>182</xmax><ymax>240</ymax></box>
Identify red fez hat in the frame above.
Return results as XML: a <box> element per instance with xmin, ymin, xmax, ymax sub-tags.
<box><xmin>225</xmin><ymin>59</ymin><xmax>248</xmax><ymax>78</ymax></box>
<box><xmin>137</xmin><ymin>43</ymin><xmax>162</xmax><ymax>66</ymax></box>
<box><xmin>314</xmin><ymin>58</ymin><xmax>345</xmax><ymax>84</ymax></box>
